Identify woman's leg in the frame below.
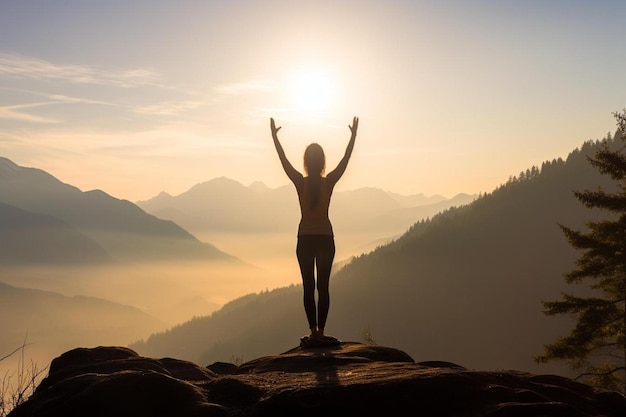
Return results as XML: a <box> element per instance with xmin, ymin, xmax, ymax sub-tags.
<box><xmin>296</xmin><ymin>236</ymin><xmax>317</xmax><ymax>333</ymax></box>
<box><xmin>315</xmin><ymin>236</ymin><xmax>335</xmax><ymax>334</ymax></box>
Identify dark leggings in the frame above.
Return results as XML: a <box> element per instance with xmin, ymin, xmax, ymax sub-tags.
<box><xmin>296</xmin><ymin>234</ymin><xmax>336</xmax><ymax>331</ymax></box>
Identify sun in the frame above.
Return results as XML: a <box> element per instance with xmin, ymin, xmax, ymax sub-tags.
<box><xmin>291</xmin><ymin>70</ymin><xmax>335</xmax><ymax>115</ymax></box>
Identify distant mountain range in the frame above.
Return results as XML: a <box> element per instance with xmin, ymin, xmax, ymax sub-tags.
<box><xmin>0</xmin><ymin>157</ymin><xmax>235</xmax><ymax>264</ymax></box>
<box><xmin>131</xmin><ymin>132</ymin><xmax>621</xmax><ymax>378</ymax></box>
<box><xmin>0</xmin><ymin>156</ymin><xmax>472</xmax><ymax>266</ymax></box>
<box><xmin>136</xmin><ymin>177</ymin><xmax>476</xmax><ymax>237</ymax></box>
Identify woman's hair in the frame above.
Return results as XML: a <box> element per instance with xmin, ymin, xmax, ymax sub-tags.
<box><xmin>303</xmin><ymin>143</ymin><xmax>325</xmax><ymax>208</ymax></box>
<box><xmin>303</xmin><ymin>143</ymin><xmax>325</xmax><ymax>176</ymax></box>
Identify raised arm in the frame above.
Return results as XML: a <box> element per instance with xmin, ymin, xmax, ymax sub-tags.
<box><xmin>271</xmin><ymin>118</ymin><xmax>302</xmax><ymax>183</ymax></box>
<box><xmin>327</xmin><ymin>116</ymin><xmax>358</xmax><ymax>185</ymax></box>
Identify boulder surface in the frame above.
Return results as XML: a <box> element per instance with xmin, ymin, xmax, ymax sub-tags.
<box><xmin>8</xmin><ymin>342</ymin><xmax>625</xmax><ymax>416</ymax></box>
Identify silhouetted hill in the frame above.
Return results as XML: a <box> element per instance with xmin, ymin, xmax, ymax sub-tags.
<box><xmin>136</xmin><ymin>178</ymin><xmax>476</xmax><ymax>236</ymax></box>
<box><xmin>9</xmin><ymin>344</ymin><xmax>625</xmax><ymax>416</ymax></box>
<box><xmin>0</xmin><ymin>282</ymin><xmax>164</xmax><ymax>364</ymax></box>
<box><xmin>0</xmin><ymin>201</ymin><xmax>108</xmax><ymax>264</ymax></box>
<box><xmin>0</xmin><ymin>157</ymin><xmax>236</xmax><ymax>263</ymax></box>
<box><xmin>131</xmin><ymin>132</ymin><xmax>621</xmax><ymax>377</ymax></box>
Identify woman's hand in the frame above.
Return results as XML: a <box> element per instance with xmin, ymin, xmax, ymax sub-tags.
<box><xmin>270</xmin><ymin>118</ymin><xmax>282</xmax><ymax>139</ymax></box>
<box><xmin>270</xmin><ymin>117</ymin><xmax>301</xmax><ymax>182</ymax></box>
<box><xmin>349</xmin><ymin>116</ymin><xmax>359</xmax><ymax>138</ymax></box>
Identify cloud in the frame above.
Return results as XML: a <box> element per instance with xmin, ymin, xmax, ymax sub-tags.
<box><xmin>3</xmin><ymin>87</ymin><xmax>119</xmax><ymax>106</ymax></box>
<box><xmin>0</xmin><ymin>56</ymin><xmax>208</xmax><ymax>127</ymax></box>
<box><xmin>0</xmin><ymin>53</ymin><xmax>163</xmax><ymax>88</ymax></box>
<box><xmin>0</xmin><ymin>87</ymin><xmax>125</xmax><ymax>123</ymax></box>
<box><xmin>215</xmin><ymin>79</ymin><xmax>277</xmax><ymax>95</ymax></box>
<box><xmin>0</xmin><ymin>103</ymin><xmax>61</xmax><ymax>123</ymax></box>
<box><xmin>134</xmin><ymin>101</ymin><xmax>206</xmax><ymax>116</ymax></box>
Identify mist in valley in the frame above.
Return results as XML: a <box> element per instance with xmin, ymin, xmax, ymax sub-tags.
<box><xmin>0</xmin><ymin>246</ymin><xmax>336</xmax><ymax>409</ymax></box>
<box><xmin>0</xmin><ymin>226</ymin><xmax>394</xmax><ymax>375</ymax></box>
<box><xmin>0</xmin><ymin>225</ymin><xmax>426</xmax><ymax>389</ymax></box>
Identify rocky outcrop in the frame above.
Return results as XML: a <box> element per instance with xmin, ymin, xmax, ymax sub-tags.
<box><xmin>9</xmin><ymin>343</ymin><xmax>625</xmax><ymax>416</ymax></box>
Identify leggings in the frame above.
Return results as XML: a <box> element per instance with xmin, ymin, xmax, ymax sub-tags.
<box><xmin>296</xmin><ymin>234</ymin><xmax>336</xmax><ymax>331</ymax></box>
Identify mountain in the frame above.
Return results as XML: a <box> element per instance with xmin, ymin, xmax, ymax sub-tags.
<box><xmin>0</xmin><ymin>201</ymin><xmax>108</xmax><ymax>264</ymax></box>
<box><xmin>8</xmin><ymin>344</ymin><xmax>624</xmax><ymax>417</ymax></box>
<box><xmin>138</xmin><ymin>177</ymin><xmax>298</xmax><ymax>233</ymax></box>
<box><xmin>136</xmin><ymin>177</ymin><xmax>476</xmax><ymax>237</ymax></box>
<box><xmin>0</xmin><ymin>157</ymin><xmax>235</xmax><ymax>263</ymax></box>
<box><xmin>130</xmin><ymin>133</ymin><xmax>620</xmax><ymax>377</ymax></box>
<box><xmin>333</xmin><ymin>191</ymin><xmax>477</xmax><ymax>235</ymax></box>
<box><xmin>386</xmin><ymin>190</ymin><xmax>447</xmax><ymax>206</ymax></box>
<box><xmin>0</xmin><ymin>281</ymin><xmax>165</xmax><ymax>366</ymax></box>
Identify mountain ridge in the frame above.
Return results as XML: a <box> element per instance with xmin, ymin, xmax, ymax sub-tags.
<box><xmin>0</xmin><ymin>157</ymin><xmax>237</xmax><ymax>264</ymax></box>
<box><xmin>136</xmin><ymin>176</ymin><xmax>477</xmax><ymax>237</ymax></box>
<box><xmin>0</xmin><ymin>201</ymin><xmax>109</xmax><ymax>264</ymax></box>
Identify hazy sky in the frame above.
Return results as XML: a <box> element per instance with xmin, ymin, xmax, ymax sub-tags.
<box><xmin>1</xmin><ymin>0</ymin><xmax>624</xmax><ymax>201</ymax></box>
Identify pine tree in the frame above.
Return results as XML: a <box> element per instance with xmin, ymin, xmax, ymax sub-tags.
<box><xmin>535</xmin><ymin>110</ymin><xmax>626</xmax><ymax>393</ymax></box>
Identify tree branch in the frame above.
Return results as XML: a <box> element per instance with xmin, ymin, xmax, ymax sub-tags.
<box><xmin>575</xmin><ymin>366</ymin><xmax>626</xmax><ymax>380</ymax></box>
<box><xmin>0</xmin><ymin>343</ymin><xmax>33</xmax><ymax>364</ymax></box>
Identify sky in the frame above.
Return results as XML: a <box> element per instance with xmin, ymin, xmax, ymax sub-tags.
<box><xmin>0</xmin><ymin>0</ymin><xmax>625</xmax><ymax>202</ymax></box>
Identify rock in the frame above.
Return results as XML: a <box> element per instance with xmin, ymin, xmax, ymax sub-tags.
<box><xmin>206</xmin><ymin>361</ymin><xmax>238</xmax><ymax>376</ymax></box>
<box><xmin>8</xmin><ymin>343</ymin><xmax>625</xmax><ymax>417</ymax></box>
<box><xmin>299</xmin><ymin>334</ymin><xmax>340</xmax><ymax>348</ymax></box>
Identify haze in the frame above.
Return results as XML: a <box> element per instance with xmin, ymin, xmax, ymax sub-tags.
<box><xmin>0</xmin><ymin>157</ymin><xmax>477</xmax><ymax>376</ymax></box>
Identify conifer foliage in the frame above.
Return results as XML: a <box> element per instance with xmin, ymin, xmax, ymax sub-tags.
<box><xmin>536</xmin><ymin>110</ymin><xmax>626</xmax><ymax>393</ymax></box>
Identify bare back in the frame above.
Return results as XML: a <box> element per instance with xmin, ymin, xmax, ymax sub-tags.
<box><xmin>294</xmin><ymin>176</ymin><xmax>336</xmax><ymax>236</ymax></box>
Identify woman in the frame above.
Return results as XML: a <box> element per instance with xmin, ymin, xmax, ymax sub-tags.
<box><xmin>271</xmin><ymin>116</ymin><xmax>359</xmax><ymax>339</ymax></box>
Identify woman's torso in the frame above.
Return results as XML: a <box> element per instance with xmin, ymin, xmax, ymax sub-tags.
<box><xmin>295</xmin><ymin>176</ymin><xmax>334</xmax><ymax>236</ymax></box>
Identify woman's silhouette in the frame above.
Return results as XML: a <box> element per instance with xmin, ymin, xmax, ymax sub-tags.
<box><xmin>271</xmin><ymin>116</ymin><xmax>359</xmax><ymax>338</ymax></box>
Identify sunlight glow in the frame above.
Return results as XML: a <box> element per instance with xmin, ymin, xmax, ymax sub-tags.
<box><xmin>290</xmin><ymin>70</ymin><xmax>335</xmax><ymax>115</ymax></box>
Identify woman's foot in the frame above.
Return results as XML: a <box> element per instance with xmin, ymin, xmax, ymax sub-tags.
<box><xmin>310</xmin><ymin>326</ymin><xmax>324</xmax><ymax>338</ymax></box>
<box><xmin>313</xmin><ymin>327</ymin><xmax>325</xmax><ymax>339</ymax></box>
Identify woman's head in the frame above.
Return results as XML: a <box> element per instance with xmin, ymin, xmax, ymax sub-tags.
<box><xmin>303</xmin><ymin>143</ymin><xmax>325</xmax><ymax>176</ymax></box>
